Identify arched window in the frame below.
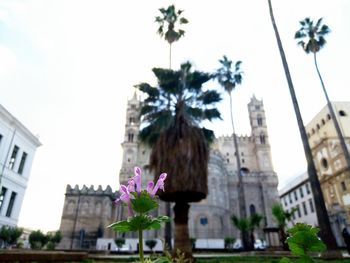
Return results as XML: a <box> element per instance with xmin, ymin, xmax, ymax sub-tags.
<box><xmin>250</xmin><ymin>204</ymin><xmax>256</xmax><ymax>216</ymax></box>
<box><xmin>240</xmin><ymin>167</ymin><xmax>249</xmax><ymax>176</ymax></box>
<box><xmin>339</xmin><ymin>110</ymin><xmax>347</xmax><ymax>117</ymax></box>
<box><xmin>260</xmin><ymin>133</ymin><xmax>266</xmax><ymax>144</ymax></box>
<box><xmin>128</xmin><ymin>133</ymin><xmax>134</xmax><ymax>142</ymax></box>
<box><xmin>327</xmin><ymin>114</ymin><xmax>331</xmax><ymax>120</ymax></box>
<box><xmin>317</xmin><ymin>124</ymin><xmax>320</xmax><ymax>130</ymax></box>
<box><xmin>321</xmin><ymin>119</ymin><xmax>325</xmax><ymax>125</ymax></box>
<box><xmin>257</xmin><ymin>115</ymin><xmax>263</xmax><ymax>126</ymax></box>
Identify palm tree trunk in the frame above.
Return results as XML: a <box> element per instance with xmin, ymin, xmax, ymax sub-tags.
<box><xmin>267</xmin><ymin>0</ymin><xmax>337</xmax><ymax>249</ymax></box>
<box><xmin>229</xmin><ymin>92</ymin><xmax>249</xmax><ymax>249</ymax></box>
<box><xmin>173</xmin><ymin>202</ymin><xmax>192</xmax><ymax>259</ymax></box>
<box><xmin>313</xmin><ymin>52</ymin><xmax>350</xmax><ymax>171</ymax></box>
<box><xmin>164</xmin><ymin>43</ymin><xmax>173</xmax><ymax>250</ymax></box>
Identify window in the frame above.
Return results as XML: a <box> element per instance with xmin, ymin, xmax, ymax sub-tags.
<box><xmin>200</xmin><ymin>217</ymin><xmax>208</xmax><ymax>226</ymax></box>
<box><xmin>292</xmin><ymin>208</ymin><xmax>296</xmax><ymax>220</ymax></box>
<box><xmin>129</xmin><ymin>117</ymin><xmax>136</xmax><ymax>124</ymax></box>
<box><xmin>321</xmin><ymin>119</ymin><xmax>325</xmax><ymax>125</ymax></box>
<box><xmin>339</xmin><ymin>110</ymin><xmax>346</xmax><ymax>117</ymax></box>
<box><xmin>302</xmin><ymin>201</ymin><xmax>308</xmax><ymax>215</ymax></box>
<box><xmin>6</xmin><ymin>192</ymin><xmax>17</xmax><ymax>217</ymax></box>
<box><xmin>18</xmin><ymin>152</ymin><xmax>28</xmax><ymax>175</ymax></box>
<box><xmin>312</xmin><ymin>128</ymin><xmax>315</xmax><ymax>134</ymax></box>
<box><xmin>128</xmin><ymin>133</ymin><xmax>134</xmax><ymax>142</ymax></box>
<box><xmin>284</xmin><ymin>197</ymin><xmax>287</xmax><ymax>206</ymax></box>
<box><xmin>327</xmin><ymin>114</ymin><xmax>331</xmax><ymax>120</ymax></box>
<box><xmin>306</xmin><ymin>183</ymin><xmax>311</xmax><ymax>194</ymax></box>
<box><xmin>341</xmin><ymin>181</ymin><xmax>347</xmax><ymax>191</ymax></box>
<box><xmin>242</xmin><ymin>158</ymin><xmax>245</xmax><ymax>164</ymax></box>
<box><xmin>8</xmin><ymin>145</ymin><xmax>19</xmax><ymax>170</ymax></box>
<box><xmin>0</xmin><ymin>187</ymin><xmax>8</xmax><ymax>212</ymax></box>
<box><xmin>0</xmin><ymin>133</ymin><xmax>3</xmax><ymax>146</ymax></box>
<box><xmin>294</xmin><ymin>191</ymin><xmax>298</xmax><ymax>201</ymax></box>
<box><xmin>296</xmin><ymin>204</ymin><xmax>301</xmax><ymax>218</ymax></box>
<box><xmin>227</xmin><ymin>159</ymin><xmax>230</xmax><ymax>163</ymax></box>
<box><xmin>260</xmin><ymin>133</ymin><xmax>266</xmax><ymax>144</ymax></box>
<box><xmin>250</xmin><ymin>204</ymin><xmax>256</xmax><ymax>216</ymax></box>
<box><xmin>300</xmin><ymin>187</ymin><xmax>304</xmax><ymax>198</ymax></box>
<box><xmin>257</xmin><ymin>115</ymin><xmax>263</xmax><ymax>126</ymax></box>
<box><xmin>255</xmin><ymin>106</ymin><xmax>260</xmax><ymax>110</ymax></box>
<box><xmin>321</xmin><ymin>158</ymin><xmax>328</xmax><ymax>169</ymax></box>
<box><xmin>289</xmin><ymin>193</ymin><xmax>292</xmax><ymax>204</ymax></box>
<box><xmin>317</xmin><ymin>124</ymin><xmax>320</xmax><ymax>130</ymax></box>
<box><xmin>309</xmin><ymin>198</ymin><xmax>315</xmax><ymax>213</ymax></box>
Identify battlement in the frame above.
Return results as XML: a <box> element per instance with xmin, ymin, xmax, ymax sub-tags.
<box><xmin>216</xmin><ymin>134</ymin><xmax>252</xmax><ymax>142</ymax></box>
<box><xmin>65</xmin><ymin>184</ymin><xmax>117</xmax><ymax>196</ymax></box>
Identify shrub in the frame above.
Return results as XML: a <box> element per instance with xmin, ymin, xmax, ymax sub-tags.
<box><xmin>115</xmin><ymin>237</ymin><xmax>126</xmax><ymax>251</ymax></box>
<box><xmin>145</xmin><ymin>239</ymin><xmax>157</xmax><ymax>252</ymax></box>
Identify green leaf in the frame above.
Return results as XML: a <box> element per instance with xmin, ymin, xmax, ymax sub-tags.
<box><xmin>153</xmin><ymin>257</ymin><xmax>172</xmax><ymax>263</ymax></box>
<box><xmin>108</xmin><ymin>221</ymin><xmax>132</xmax><ymax>232</ymax></box>
<box><xmin>279</xmin><ymin>257</ymin><xmax>292</xmax><ymax>263</ymax></box>
<box><xmin>131</xmin><ymin>191</ymin><xmax>158</xmax><ymax>214</ymax></box>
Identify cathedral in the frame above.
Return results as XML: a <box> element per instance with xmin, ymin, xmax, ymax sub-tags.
<box><xmin>57</xmin><ymin>94</ymin><xmax>279</xmax><ymax>249</ymax></box>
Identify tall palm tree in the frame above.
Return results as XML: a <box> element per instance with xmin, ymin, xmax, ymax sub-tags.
<box><xmin>267</xmin><ymin>0</ymin><xmax>337</xmax><ymax>249</ymax></box>
<box><xmin>271</xmin><ymin>203</ymin><xmax>296</xmax><ymax>250</ymax></box>
<box><xmin>215</xmin><ymin>55</ymin><xmax>249</xmax><ymax>248</ymax></box>
<box><xmin>295</xmin><ymin>17</ymin><xmax>350</xmax><ymax>173</ymax></box>
<box><xmin>155</xmin><ymin>6</ymin><xmax>188</xmax><ymax>248</ymax></box>
<box><xmin>136</xmin><ymin>62</ymin><xmax>221</xmax><ymax>258</ymax></box>
<box><xmin>155</xmin><ymin>5</ymin><xmax>188</xmax><ymax>69</ymax></box>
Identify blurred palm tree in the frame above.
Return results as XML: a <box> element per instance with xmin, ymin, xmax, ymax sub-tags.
<box><xmin>295</xmin><ymin>17</ymin><xmax>350</xmax><ymax>172</ymax></box>
<box><xmin>215</xmin><ymin>55</ymin><xmax>248</xmax><ymax>248</ymax></box>
<box><xmin>231</xmin><ymin>213</ymin><xmax>263</xmax><ymax>251</ymax></box>
<box><xmin>136</xmin><ymin>62</ymin><xmax>221</xmax><ymax>258</ymax></box>
<box><xmin>267</xmin><ymin>0</ymin><xmax>337</xmax><ymax>249</ymax></box>
<box><xmin>155</xmin><ymin>5</ymin><xmax>188</xmax><ymax>69</ymax></box>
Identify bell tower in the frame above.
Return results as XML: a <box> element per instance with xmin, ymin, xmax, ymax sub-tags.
<box><xmin>248</xmin><ymin>96</ymin><xmax>273</xmax><ymax>172</ymax></box>
<box><xmin>119</xmin><ymin>92</ymin><xmax>141</xmax><ymax>184</ymax></box>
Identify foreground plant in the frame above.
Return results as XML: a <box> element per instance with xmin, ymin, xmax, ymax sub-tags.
<box><xmin>108</xmin><ymin>167</ymin><xmax>169</xmax><ymax>263</ymax></box>
<box><xmin>280</xmin><ymin>223</ymin><xmax>326</xmax><ymax>263</ymax></box>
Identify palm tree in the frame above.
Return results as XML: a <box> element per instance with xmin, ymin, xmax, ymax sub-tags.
<box><xmin>231</xmin><ymin>214</ymin><xmax>263</xmax><ymax>251</ymax></box>
<box><xmin>215</xmin><ymin>55</ymin><xmax>248</xmax><ymax>248</ymax></box>
<box><xmin>271</xmin><ymin>204</ymin><xmax>296</xmax><ymax>250</ymax></box>
<box><xmin>136</xmin><ymin>62</ymin><xmax>221</xmax><ymax>258</ymax></box>
<box><xmin>295</xmin><ymin>17</ymin><xmax>350</xmax><ymax>173</ymax></box>
<box><xmin>155</xmin><ymin>5</ymin><xmax>188</xmax><ymax>69</ymax></box>
<box><xmin>155</xmin><ymin>5</ymin><xmax>188</xmax><ymax>248</ymax></box>
<box><xmin>267</xmin><ymin>0</ymin><xmax>337</xmax><ymax>249</ymax></box>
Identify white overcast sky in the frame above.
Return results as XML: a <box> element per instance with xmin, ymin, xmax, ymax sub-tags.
<box><xmin>0</xmin><ymin>0</ymin><xmax>349</xmax><ymax>232</ymax></box>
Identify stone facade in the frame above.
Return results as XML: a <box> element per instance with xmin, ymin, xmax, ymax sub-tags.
<box><xmin>58</xmin><ymin>94</ymin><xmax>280</xmax><ymax>249</ymax></box>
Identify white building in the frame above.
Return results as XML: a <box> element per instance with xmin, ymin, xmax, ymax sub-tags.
<box><xmin>279</xmin><ymin>172</ymin><xmax>318</xmax><ymax>228</ymax></box>
<box><xmin>0</xmin><ymin>104</ymin><xmax>41</xmax><ymax>227</ymax></box>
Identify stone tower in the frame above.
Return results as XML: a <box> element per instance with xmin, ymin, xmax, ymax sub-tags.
<box><xmin>248</xmin><ymin>96</ymin><xmax>274</xmax><ymax>172</ymax></box>
<box><xmin>119</xmin><ymin>92</ymin><xmax>141</xmax><ymax>185</ymax></box>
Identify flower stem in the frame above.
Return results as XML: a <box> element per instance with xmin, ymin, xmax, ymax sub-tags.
<box><xmin>138</xmin><ymin>228</ymin><xmax>144</xmax><ymax>263</ymax></box>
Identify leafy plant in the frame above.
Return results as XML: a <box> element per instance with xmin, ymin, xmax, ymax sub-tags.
<box><xmin>108</xmin><ymin>167</ymin><xmax>169</xmax><ymax>263</ymax></box>
<box><xmin>115</xmin><ymin>237</ymin><xmax>126</xmax><ymax>251</ymax></box>
<box><xmin>280</xmin><ymin>223</ymin><xmax>326</xmax><ymax>263</ymax></box>
<box><xmin>0</xmin><ymin>225</ymin><xmax>23</xmax><ymax>248</ymax></box>
<box><xmin>224</xmin><ymin>237</ymin><xmax>236</xmax><ymax>249</ymax></box>
<box><xmin>29</xmin><ymin>230</ymin><xmax>49</xmax><ymax>249</ymax></box>
<box><xmin>145</xmin><ymin>239</ymin><xmax>158</xmax><ymax>252</ymax></box>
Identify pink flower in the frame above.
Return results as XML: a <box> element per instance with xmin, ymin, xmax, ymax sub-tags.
<box><xmin>115</xmin><ymin>184</ymin><xmax>134</xmax><ymax>217</ymax></box>
<box><xmin>133</xmin><ymin>167</ymin><xmax>142</xmax><ymax>193</ymax></box>
<box><xmin>150</xmin><ymin>173</ymin><xmax>167</xmax><ymax>197</ymax></box>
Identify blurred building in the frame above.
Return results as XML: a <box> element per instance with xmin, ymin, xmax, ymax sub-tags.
<box><xmin>305</xmin><ymin>101</ymin><xmax>350</xmax><ymax>245</ymax></box>
<box><xmin>57</xmin><ymin>95</ymin><xmax>280</xmax><ymax>250</ymax></box>
<box><xmin>0</xmin><ymin>104</ymin><xmax>41</xmax><ymax>227</ymax></box>
<box><xmin>279</xmin><ymin>172</ymin><xmax>318</xmax><ymax>227</ymax></box>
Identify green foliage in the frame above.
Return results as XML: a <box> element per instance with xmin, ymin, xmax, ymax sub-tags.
<box><xmin>131</xmin><ymin>191</ymin><xmax>159</xmax><ymax>214</ymax></box>
<box><xmin>115</xmin><ymin>237</ymin><xmax>125</xmax><ymax>249</ymax></box>
<box><xmin>136</xmin><ymin>62</ymin><xmax>221</xmax><ymax>146</ymax></box>
<box><xmin>224</xmin><ymin>237</ymin><xmax>236</xmax><ymax>249</ymax></box>
<box><xmin>0</xmin><ymin>225</ymin><xmax>23</xmax><ymax>248</ymax></box>
<box><xmin>29</xmin><ymin>230</ymin><xmax>48</xmax><ymax>250</ymax></box>
<box><xmin>109</xmin><ymin>215</ymin><xmax>169</xmax><ymax>233</ymax></box>
<box><xmin>280</xmin><ymin>223</ymin><xmax>326</xmax><ymax>263</ymax></box>
<box><xmin>272</xmin><ymin>203</ymin><xmax>296</xmax><ymax>228</ymax></box>
<box><xmin>155</xmin><ymin>5</ymin><xmax>188</xmax><ymax>45</ymax></box>
<box><xmin>145</xmin><ymin>239</ymin><xmax>158</xmax><ymax>251</ymax></box>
